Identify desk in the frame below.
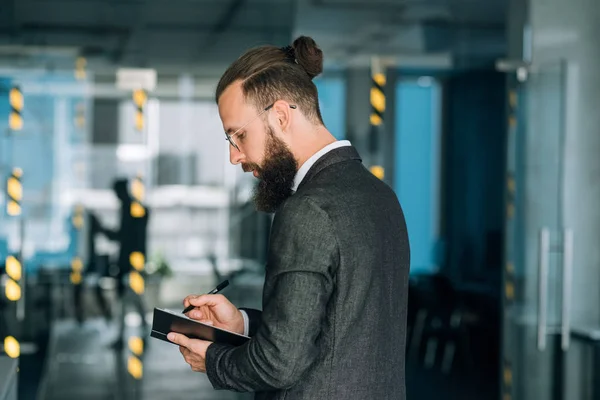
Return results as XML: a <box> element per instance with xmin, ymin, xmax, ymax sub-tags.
<box><xmin>0</xmin><ymin>357</ymin><xmax>18</xmax><ymax>400</ymax></box>
<box><xmin>571</xmin><ymin>325</ymin><xmax>600</xmax><ymax>400</ymax></box>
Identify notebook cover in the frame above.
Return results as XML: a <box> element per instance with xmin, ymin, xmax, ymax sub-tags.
<box><xmin>150</xmin><ymin>307</ymin><xmax>250</xmax><ymax>347</ymax></box>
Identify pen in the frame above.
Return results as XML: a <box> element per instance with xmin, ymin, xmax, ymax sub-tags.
<box><xmin>182</xmin><ymin>279</ymin><xmax>230</xmax><ymax>314</ymax></box>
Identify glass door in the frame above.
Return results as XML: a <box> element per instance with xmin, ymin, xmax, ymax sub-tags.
<box><xmin>502</xmin><ymin>59</ymin><xmax>572</xmax><ymax>400</ymax></box>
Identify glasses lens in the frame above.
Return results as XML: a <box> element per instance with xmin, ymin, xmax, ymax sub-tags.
<box><xmin>227</xmin><ymin>135</ymin><xmax>239</xmax><ymax>150</ymax></box>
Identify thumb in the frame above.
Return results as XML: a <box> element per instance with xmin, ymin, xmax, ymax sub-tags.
<box><xmin>167</xmin><ymin>332</ymin><xmax>190</xmax><ymax>348</ymax></box>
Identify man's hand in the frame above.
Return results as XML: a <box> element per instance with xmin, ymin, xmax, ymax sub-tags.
<box><xmin>167</xmin><ymin>332</ymin><xmax>211</xmax><ymax>373</ymax></box>
<box><xmin>183</xmin><ymin>294</ymin><xmax>244</xmax><ymax>334</ymax></box>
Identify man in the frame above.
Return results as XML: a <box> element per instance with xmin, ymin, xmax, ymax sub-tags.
<box><xmin>168</xmin><ymin>36</ymin><xmax>410</xmax><ymax>399</ymax></box>
<box><xmin>96</xmin><ymin>178</ymin><xmax>150</xmax><ymax>347</ymax></box>
<box><xmin>73</xmin><ymin>210</ymin><xmax>112</xmax><ymax>325</ymax></box>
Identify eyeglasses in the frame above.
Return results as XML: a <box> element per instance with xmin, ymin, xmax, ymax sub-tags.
<box><xmin>225</xmin><ymin>103</ymin><xmax>297</xmax><ymax>152</ymax></box>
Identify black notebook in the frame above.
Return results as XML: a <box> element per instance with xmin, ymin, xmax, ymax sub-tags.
<box><xmin>150</xmin><ymin>308</ymin><xmax>250</xmax><ymax>347</ymax></box>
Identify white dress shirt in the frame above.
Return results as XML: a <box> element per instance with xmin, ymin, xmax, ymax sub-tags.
<box><xmin>292</xmin><ymin>140</ymin><xmax>352</xmax><ymax>192</ymax></box>
<box><xmin>240</xmin><ymin>140</ymin><xmax>352</xmax><ymax>335</ymax></box>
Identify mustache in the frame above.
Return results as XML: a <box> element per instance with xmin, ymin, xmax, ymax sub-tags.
<box><xmin>242</xmin><ymin>163</ymin><xmax>260</xmax><ymax>173</ymax></box>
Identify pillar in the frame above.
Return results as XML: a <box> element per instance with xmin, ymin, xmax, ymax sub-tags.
<box><xmin>344</xmin><ymin>67</ymin><xmax>396</xmax><ymax>187</ymax></box>
<box><xmin>344</xmin><ymin>68</ymin><xmax>371</xmax><ymax>161</ymax></box>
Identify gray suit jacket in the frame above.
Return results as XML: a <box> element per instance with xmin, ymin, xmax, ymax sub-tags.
<box><xmin>206</xmin><ymin>146</ymin><xmax>410</xmax><ymax>400</ymax></box>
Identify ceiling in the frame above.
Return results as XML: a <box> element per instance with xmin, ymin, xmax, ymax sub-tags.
<box><xmin>298</xmin><ymin>0</ymin><xmax>506</xmax><ymax>68</ymax></box>
<box><xmin>0</xmin><ymin>0</ymin><xmax>507</xmax><ymax>81</ymax></box>
<box><xmin>0</xmin><ymin>0</ymin><xmax>294</xmax><ymax>76</ymax></box>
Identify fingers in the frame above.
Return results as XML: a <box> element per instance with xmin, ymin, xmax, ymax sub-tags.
<box><xmin>167</xmin><ymin>332</ymin><xmax>190</xmax><ymax>348</ymax></box>
<box><xmin>183</xmin><ymin>295</ymin><xmax>197</xmax><ymax>308</ymax></box>
<box><xmin>179</xmin><ymin>346</ymin><xmax>197</xmax><ymax>371</ymax></box>
<box><xmin>187</xmin><ymin>294</ymin><xmax>226</xmax><ymax>308</ymax></box>
<box><xmin>183</xmin><ymin>294</ymin><xmax>214</xmax><ymax>308</ymax></box>
<box><xmin>177</xmin><ymin>340</ymin><xmax>210</xmax><ymax>373</ymax></box>
<box><xmin>183</xmin><ymin>293</ymin><xmax>211</xmax><ymax>308</ymax></box>
<box><xmin>188</xmin><ymin>310</ymin><xmax>214</xmax><ymax>324</ymax></box>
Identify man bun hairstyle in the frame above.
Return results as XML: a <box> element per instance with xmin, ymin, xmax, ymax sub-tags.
<box><xmin>291</xmin><ymin>36</ymin><xmax>323</xmax><ymax>80</ymax></box>
<box><xmin>216</xmin><ymin>35</ymin><xmax>324</xmax><ymax>124</ymax></box>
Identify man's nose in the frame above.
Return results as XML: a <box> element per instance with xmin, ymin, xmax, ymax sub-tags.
<box><xmin>229</xmin><ymin>146</ymin><xmax>244</xmax><ymax>165</ymax></box>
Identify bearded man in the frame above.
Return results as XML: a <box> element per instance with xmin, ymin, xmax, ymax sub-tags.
<box><xmin>168</xmin><ymin>35</ymin><xmax>411</xmax><ymax>400</ymax></box>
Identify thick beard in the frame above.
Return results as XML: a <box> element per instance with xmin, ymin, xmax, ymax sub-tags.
<box><xmin>252</xmin><ymin>125</ymin><xmax>298</xmax><ymax>213</ymax></box>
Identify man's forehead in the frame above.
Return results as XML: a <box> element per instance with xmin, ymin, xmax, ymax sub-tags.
<box><xmin>220</xmin><ymin>80</ymin><xmax>244</xmax><ymax>102</ymax></box>
<box><xmin>219</xmin><ymin>82</ymin><xmax>252</xmax><ymax>127</ymax></box>
<box><xmin>219</xmin><ymin>81</ymin><xmax>247</xmax><ymax>112</ymax></box>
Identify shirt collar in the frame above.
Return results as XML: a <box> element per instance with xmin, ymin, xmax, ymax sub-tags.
<box><xmin>292</xmin><ymin>140</ymin><xmax>352</xmax><ymax>192</ymax></box>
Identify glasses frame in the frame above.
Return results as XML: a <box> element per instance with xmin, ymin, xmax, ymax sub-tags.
<box><xmin>225</xmin><ymin>103</ymin><xmax>297</xmax><ymax>151</ymax></box>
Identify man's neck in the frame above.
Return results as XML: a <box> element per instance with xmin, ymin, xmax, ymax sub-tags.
<box><xmin>293</xmin><ymin>125</ymin><xmax>338</xmax><ymax>171</ymax></box>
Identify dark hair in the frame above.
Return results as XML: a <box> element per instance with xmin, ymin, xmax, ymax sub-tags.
<box><xmin>215</xmin><ymin>36</ymin><xmax>324</xmax><ymax>124</ymax></box>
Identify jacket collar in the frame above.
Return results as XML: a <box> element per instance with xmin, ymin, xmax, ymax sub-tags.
<box><xmin>296</xmin><ymin>146</ymin><xmax>362</xmax><ymax>192</ymax></box>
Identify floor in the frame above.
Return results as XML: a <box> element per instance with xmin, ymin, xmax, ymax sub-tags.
<box><xmin>22</xmin><ymin>272</ymin><xmax>254</xmax><ymax>400</ymax></box>
<box><xmin>13</xmin><ymin>272</ymin><xmax>498</xmax><ymax>400</ymax></box>
<box><xmin>35</xmin><ymin>318</ymin><xmax>243</xmax><ymax>400</ymax></box>
<box><xmin>406</xmin><ymin>361</ymin><xmax>497</xmax><ymax>400</ymax></box>
<box><xmin>28</xmin><ymin>318</ymin><xmax>497</xmax><ymax>400</ymax></box>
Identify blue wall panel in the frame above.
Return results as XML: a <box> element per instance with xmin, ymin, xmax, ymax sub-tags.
<box><xmin>395</xmin><ymin>81</ymin><xmax>440</xmax><ymax>274</ymax></box>
<box><xmin>0</xmin><ymin>74</ymin><xmax>85</xmax><ymax>272</ymax></box>
<box><xmin>315</xmin><ymin>77</ymin><xmax>346</xmax><ymax>140</ymax></box>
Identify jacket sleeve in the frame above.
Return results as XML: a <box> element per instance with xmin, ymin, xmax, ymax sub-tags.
<box><xmin>238</xmin><ymin>308</ymin><xmax>262</xmax><ymax>337</ymax></box>
<box><xmin>205</xmin><ymin>197</ymin><xmax>338</xmax><ymax>392</ymax></box>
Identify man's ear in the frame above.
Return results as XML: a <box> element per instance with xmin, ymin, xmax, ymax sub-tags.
<box><xmin>272</xmin><ymin>100</ymin><xmax>293</xmax><ymax>133</ymax></box>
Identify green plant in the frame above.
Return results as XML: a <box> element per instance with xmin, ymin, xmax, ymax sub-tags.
<box><xmin>146</xmin><ymin>251</ymin><xmax>173</xmax><ymax>279</ymax></box>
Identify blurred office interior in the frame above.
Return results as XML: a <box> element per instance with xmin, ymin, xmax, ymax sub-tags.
<box><xmin>1</xmin><ymin>0</ymin><xmax>600</xmax><ymax>399</ymax></box>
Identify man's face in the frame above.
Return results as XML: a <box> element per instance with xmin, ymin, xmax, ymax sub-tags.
<box><xmin>219</xmin><ymin>81</ymin><xmax>298</xmax><ymax>213</ymax></box>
